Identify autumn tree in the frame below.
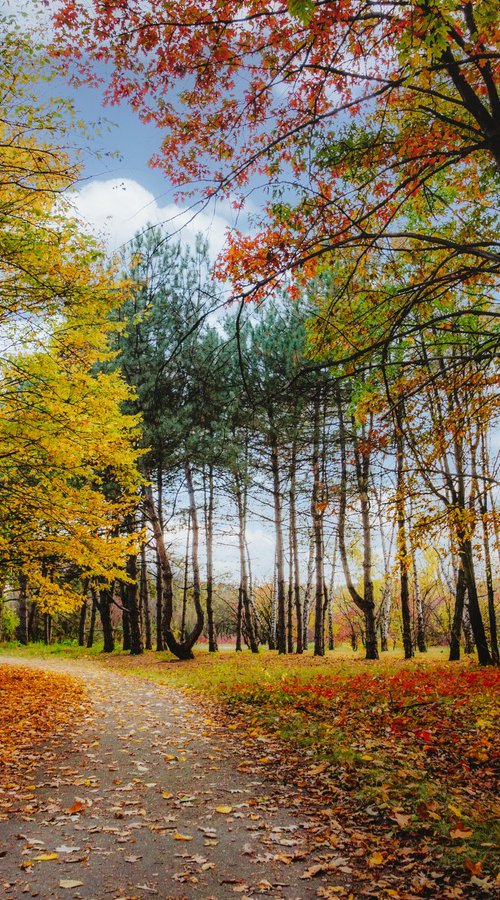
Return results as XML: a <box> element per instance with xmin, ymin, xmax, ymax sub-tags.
<box><xmin>52</xmin><ymin>0</ymin><xmax>499</xmax><ymax>360</ymax></box>
<box><xmin>0</xmin><ymin>24</ymin><xmax>142</xmax><ymax>628</ymax></box>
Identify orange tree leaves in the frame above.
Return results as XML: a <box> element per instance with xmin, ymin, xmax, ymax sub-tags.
<box><xmin>50</xmin><ymin>0</ymin><xmax>500</xmax><ymax>319</ymax></box>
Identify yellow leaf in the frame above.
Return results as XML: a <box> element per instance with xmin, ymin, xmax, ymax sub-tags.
<box><xmin>369</xmin><ymin>852</ymin><xmax>384</xmax><ymax>866</ymax></box>
<box><xmin>173</xmin><ymin>832</ymin><xmax>193</xmax><ymax>841</ymax></box>
<box><xmin>215</xmin><ymin>805</ymin><xmax>233</xmax><ymax>814</ymax></box>
<box><xmin>33</xmin><ymin>853</ymin><xmax>59</xmax><ymax>861</ymax></box>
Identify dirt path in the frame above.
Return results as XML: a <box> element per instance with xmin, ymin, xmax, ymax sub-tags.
<box><xmin>0</xmin><ymin>657</ymin><xmax>350</xmax><ymax>900</ymax></box>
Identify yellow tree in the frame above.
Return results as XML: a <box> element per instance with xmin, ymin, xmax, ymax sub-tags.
<box><xmin>0</xmin><ymin>26</ymin><xmax>143</xmax><ymax>634</ymax></box>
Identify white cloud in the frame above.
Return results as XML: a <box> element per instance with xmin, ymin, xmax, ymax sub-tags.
<box><xmin>67</xmin><ymin>178</ymin><xmax>232</xmax><ymax>257</ymax></box>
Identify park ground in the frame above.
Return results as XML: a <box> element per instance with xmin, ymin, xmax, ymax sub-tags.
<box><xmin>0</xmin><ymin>645</ymin><xmax>498</xmax><ymax>899</ymax></box>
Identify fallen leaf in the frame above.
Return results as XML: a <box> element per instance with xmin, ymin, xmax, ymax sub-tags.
<box><xmin>393</xmin><ymin>813</ymin><xmax>411</xmax><ymax>828</ymax></box>
<box><xmin>464</xmin><ymin>859</ymin><xmax>482</xmax><ymax>876</ymax></box>
<box><xmin>68</xmin><ymin>801</ymin><xmax>84</xmax><ymax>815</ymax></box>
<box><xmin>450</xmin><ymin>826</ymin><xmax>473</xmax><ymax>840</ymax></box>
<box><xmin>301</xmin><ymin>859</ymin><xmax>349</xmax><ymax>878</ymax></box>
<box><xmin>60</xmin><ymin>881</ymin><xmax>84</xmax><ymax>890</ymax></box>
<box><xmin>173</xmin><ymin>832</ymin><xmax>193</xmax><ymax>841</ymax></box>
<box><xmin>309</xmin><ymin>761</ymin><xmax>330</xmax><ymax>775</ymax></box>
<box><xmin>215</xmin><ymin>805</ymin><xmax>233</xmax><ymax>814</ymax></box>
<box><xmin>369</xmin><ymin>852</ymin><xmax>385</xmax><ymax>866</ymax></box>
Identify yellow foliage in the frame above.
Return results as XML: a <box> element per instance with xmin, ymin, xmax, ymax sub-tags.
<box><xmin>0</xmin><ymin>29</ymin><xmax>143</xmax><ymax>612</ymax></box>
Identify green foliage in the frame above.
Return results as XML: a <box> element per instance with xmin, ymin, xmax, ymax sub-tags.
<box><xmin>0</xmin><ymin>604</ymin><xmax>19</xmax><ymax>641</ymax></box>
<box><xmin>286</xmin><ymin>0</ymin><xmax>315</xmax><ymax>25</ymax></box>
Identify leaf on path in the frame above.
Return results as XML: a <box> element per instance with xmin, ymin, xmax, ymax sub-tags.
<box><xmin>301</xmin><ymin>859</ymin><xmax>350</xmax><ymax>878</ymax></box>
<box><xmin>215</xmin><ymin>805</ymin><xmax>233</xmax><ymax>814</ymax></box>
<box><xmin>450</xmin><ymin>826</ymin><xmax>473</xmax><ymax>839</ymax></box>
<box><xmin>60</xmin><ymin>881</ymin><xmax>84</xmax><ymax>890</ymax></box>
<box><xmin>33</xmin><ymin>852</ymin><xmax>58</xmax><ymax>861</ymax></box>
<box><xmin>68</xmin><ymin>801</ymin><xmax>84</xmax><ymax>815</ymax></box>
<box><xmin>173</xmin><ymin>832</ymin><xmax>193</xmax><ymax>841</ymax></box>
<box><xmin>173</xmin><ymin>871</ymin><xmax>198</xmax><ymax>883</ymax></box>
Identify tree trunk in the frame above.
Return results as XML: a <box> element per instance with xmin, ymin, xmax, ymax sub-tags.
<box><xmin>87</xmin><ymin>590</ymin><xmax>97</xmax><ymax>648</ymax></box>
<box><xmin>312</xmin><ymin>391</ymin><xmax>325</xmax><ymax>657</ymax></box>
<box><xmin>236</xmin><ymin>587</ymin><xmax>243</xmax><ymax>651</ymax></box>
<box><xmin>27</xmin><ymin>600</ymin><xmax>37</xmax><ymax>642</ymax></box>
<box><xmin>269</xmin><ymin>424</ymin><xmax>286</xmax><ymax>654</ymax></box>
<box><xmin>302</xmin><ymin>528</ymin><xmax>314</xmax><ymax>650</ymax></box>
<box><xmin>145</xmin><ymin>481</ymin><xmax>203</xmax><ymax>660</ymax></box>
<box><xmin>478</xmin><ymin>435</ymin><xmax>499</xmax><ymax>664</ymax></box>
<box><xmin>289</xmin><ymin>444</ymin><xmax>303</xmax><ymax>654</ymax></box>
<box><xmin>43</xmin><ymin>612</ymin><xmax>52</xmax><ymax>645</ymax></box>
<box><xmin>287</xmin><ymin>528</ymin><xmax>294</xmax><ymax>654</ymax></box>
<box><xmin>246</xmin><ymin>539</ymin><xmax>261</xmax><ymax>643</ymax></box>
<box><xmin>140</xmin><ymin>540</ymin><xmax>152</xmax><ymax>650</ymax></box>
<box><xmin>395</xmin><ymin>426</ymin><xmax>413</xmax><ymax>659</ymax></box>
<box><xmin>379</xmin><ymin>578</ymin><xmax>392</xmax><ymax>652</ymax></box>
<box><xmin>99</xmin><ymin>588</ymin><xmax>114</xmax><ymax>653</ymax></box>
<box><xmin>204</xmin><ymin>464</ymin><xmax>218</xmax><ymax>652</ymax></box>
<box><xmin>180</xmin><ymin>515</ymin><xmax>191</xmax><ymax>643</ymax></box>
<box><xmin>269</xmin><ymin>554</ymin><xmax>277</xmax><ymax>650</ymax></box>
<box><xmin>462</xmin><ymin>603</ymin><xmax>475</xmax><ymax>654</ymax></box>
<box><xmin>78</xmin><ymin>598</ymin><xmax>87</xmax><ymax>647</ymax></box>
<box><xmin>327</xmin><ymin>532</ymin><xmax>338</xmax><ymax>652</ymax></box>
<box><xmin>337</xmin><ymin>391</ymin><xmax>378</xmax><ymax>660</ymax></box>
<box><xmin>235</xmin><ymin>473</ymin><xmax>259</xmax><ymax>653</ymax></box>
<box><xmin>412</xmin><ymin>551</ymin><xmax>427</xmax><ymax>653</ymax></box>
<box><xmin>121</xmin><ymin>581</ymin><xmax>131</xmax><ymax>651</ymax></box>
<box><xmin>155</xmin><ymin>461</ymin><xmax>164</xmax><ymax>651</ymax></box>
<box><xmin>126</xmin><ymin>552</ymin><xmax>143</xmax><ymax>655</ymax></box>
<box><xmin>16</xmin><ymin>575</ymin><xmax>28</xmax><ymax>645</ymax></box>
<box><xmin>184</xmin><ymin>462</ymin><xmax>205</xmax><ymax>652</ymax></box>
<box><xmin>459</xmin><ymin>537</ymin><xmax>492</xmax><ymax>665</ymax></box>
<box><xmin>449</xmin><ymin>565</ymin><xmax>466</xmax><ymax>660</ymax></box>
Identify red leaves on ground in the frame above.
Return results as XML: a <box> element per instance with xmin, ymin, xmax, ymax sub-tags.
<box><xmin>224</xmin><ymin>662</ymin><xmax>500</xmax><ymax>884</ymax></box>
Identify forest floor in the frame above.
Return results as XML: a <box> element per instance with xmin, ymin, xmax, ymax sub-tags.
<box><xmin>0</xmin><ymin>650</ymin><xmax>498</xmax><ymax>900</ymax></box>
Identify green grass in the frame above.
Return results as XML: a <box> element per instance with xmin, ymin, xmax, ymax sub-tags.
<box><xmin>0</xmin><ymin>639</ymin><xmax>113</xmax><ymax>658</ymax></box>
